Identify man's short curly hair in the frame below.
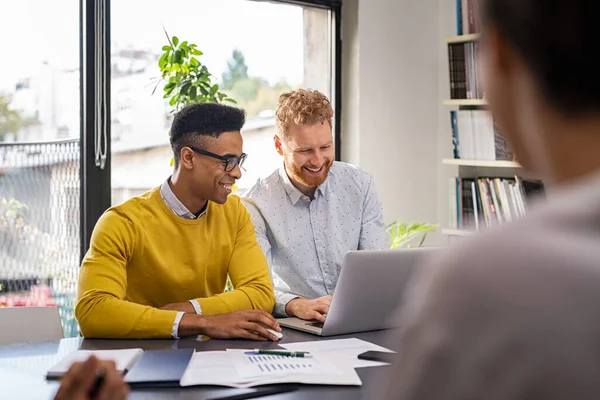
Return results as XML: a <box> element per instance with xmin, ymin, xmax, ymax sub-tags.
<box><xmin>275</xmin><ymin>89</ymin><xmax>333</xmax><ymax>138</ymax></box>
<box><xmin>169</xmin><ymin>102</ymin><xmax>246</xmax><ymax>167</ymax></box>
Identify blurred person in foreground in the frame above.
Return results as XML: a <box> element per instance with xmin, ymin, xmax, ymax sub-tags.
<box><xmin>369</xmin><ymin>0</ymin><xmax>600</xmax><ymax>399</ymax></box>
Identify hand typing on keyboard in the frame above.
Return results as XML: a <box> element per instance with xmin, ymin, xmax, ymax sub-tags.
<box><xmin>285</xmin><ymin>295</ymin><xmax>332</xmax><ymax>322</ymax></box>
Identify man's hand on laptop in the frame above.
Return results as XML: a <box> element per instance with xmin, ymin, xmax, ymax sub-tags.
<box><xmin>180</xmin><ymin>310</ymin><xmax>282</xmax><ymax>341</ymax></box>
<box><xmin>286</xmin><ymin>295</ymin><xmax>332</xmax><ymax>322</ymax></box>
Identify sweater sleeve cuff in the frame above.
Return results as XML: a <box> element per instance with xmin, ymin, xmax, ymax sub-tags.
<box><xmin>189</xmin><ymin>299</ymin><xmax>202</xmax><ymax>314</ymax></box>
<box><xmin>171</xmin><ymin>311</ymin><xmax>184</xmax><ymax>339</ymax></box>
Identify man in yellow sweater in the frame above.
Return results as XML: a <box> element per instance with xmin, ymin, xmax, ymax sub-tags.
<box><xmin>76</xmin><ymin>103</ymin><xmax>279</xmax><ymax>340</ymax></box>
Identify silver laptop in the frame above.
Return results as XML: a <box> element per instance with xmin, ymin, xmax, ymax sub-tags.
<box><xmin>277</xmin><ymin>247</ymin><xmax>440</xmax><ymax>336</ymax></box>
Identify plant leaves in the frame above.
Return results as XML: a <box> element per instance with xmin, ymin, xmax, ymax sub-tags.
<box><xmin>158</xmin><ymin>53</ymin><xmax>169</xmax><ymax>69</ymax></box>
<box><xmin>386</xmin><ymin>221</ymin><xmax>438</xmax><ymax>249</ymax></box>
<box><xmin>159</xmin><ymin>35</ymin><xmax>238</xmax><ymax>119</ymax></box>
<box><xmin>180</xmin><ymin>81</ymin><xmax>192</xmax><ymax>95</ymax></box>
<box><xmin>174</xmin><ymin>50</ymin><xmax>182</xmax><ymax>64</ymax></box>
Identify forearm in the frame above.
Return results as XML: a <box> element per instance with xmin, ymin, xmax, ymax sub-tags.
<box><xmin>75</xmin><ymin>293</ymin><xmax>178</xmax><ymax>339</ymax></box>
<box><xmin>196</xmin><ymin>284</ymin><xmax>275</xmax><ymax>315</ymax></box>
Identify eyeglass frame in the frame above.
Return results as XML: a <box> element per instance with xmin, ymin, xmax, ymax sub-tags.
<box><xmin>187</xmin><ymin>146</ymin><xmax>247</xmax><ymax>172</ymax></box>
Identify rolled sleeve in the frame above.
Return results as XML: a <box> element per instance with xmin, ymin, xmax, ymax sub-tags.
<box><xmin>274</xmin><ymin>291</ymin><xmax>300</xmax><ymax>317</ymax></box>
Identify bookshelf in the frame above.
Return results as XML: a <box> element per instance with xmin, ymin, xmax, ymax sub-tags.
<box><xmin>444</xmin><ymin>33</ymin><xmax>480</xmax><ymax>44</ymax></box>
<box><xmin>442</xmin><ymin>228</ymin><xmax>474</xmax><ymax>237</ymax></box>
<box><xmin>441</xmin><ymin>1</ymin><xmax>544</xmax><ymax>238</ymax></box>
<box><xmin>442</xmin><ymin>99</ymin><xmax>487</xmax><ymax>106</ymax></box>
<box><xmin>442</xmin><ymin>158</ymin><xmax>521</xmax><ymax>168</ymax></box>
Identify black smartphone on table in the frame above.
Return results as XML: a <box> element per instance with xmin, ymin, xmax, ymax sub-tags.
<box><xmin>357</xmin><ymin>351</ymin><xmax>396</xmax><ymax>363</ymax></box>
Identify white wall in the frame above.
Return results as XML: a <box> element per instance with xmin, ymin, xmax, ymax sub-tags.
<box><xmin>341</xmin><ymin>0</ymin><xmax>452</xmax><ymax>245</ymax></box>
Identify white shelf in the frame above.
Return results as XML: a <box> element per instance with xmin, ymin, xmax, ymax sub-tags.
<box><xmin>442</xmin><ymin>158</ymin><xmax>521</xmax><ymax>168</ymax></box>
<box><xmin>442</xmin><ymin>228</ymin><xmax>475</xmax><ymax>236</ymax></box>
<box><xmin>444</xmin><ymin>33</ymin><xmax>481</xmax><ymax>43</ymax></box>
<box><xmin>443</xmin><ymin>99</ymin><xmax>488</xmax><ymax>106</ymax></box>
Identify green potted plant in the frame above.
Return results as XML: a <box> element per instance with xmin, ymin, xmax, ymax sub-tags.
<box><xmin>153</xmin><ymin>29</ymin><xmax>236</xmax><ymax>165</ymax></box>
<box><xmin>387</xmin><ymin>221</ymin><xmax>439</xmax><ymax>248</ymax></box>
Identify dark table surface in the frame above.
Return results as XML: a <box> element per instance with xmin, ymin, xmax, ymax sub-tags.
<box><xmin>0</xmin><ymin>328</ymin><xmax>396</xmax><ymax>400</ymax></box>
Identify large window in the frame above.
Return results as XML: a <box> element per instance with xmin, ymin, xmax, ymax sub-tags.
<box><xmin>0</xmin><ymin>0</ymin><xmax>338</xmax><ymax>339</ymax></box>
<box><xmin>0</xmin><ymin>0</ymin><xmax>80</xmax><ymax>336</ymax></box>
<box><xmin>110</xmin><ymin>0</ymin><xmax>335</xmax><ymax>202</ymax></box>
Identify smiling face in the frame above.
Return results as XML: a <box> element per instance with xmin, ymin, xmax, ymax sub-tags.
<box><xmin>276</xmin><ymin>121</ymin><xmax>334</xmax><ymax>193</ymax></box>
<box><xmin>179</xmin><ymin>131</ymin><xmax>244</xmax><ymax>204</ymax></box>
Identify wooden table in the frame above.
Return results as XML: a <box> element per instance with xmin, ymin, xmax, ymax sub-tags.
<box><xmin>0</xmin><ymin>328</ymin><xmax>395</xmax><ymax>400</ymax></box>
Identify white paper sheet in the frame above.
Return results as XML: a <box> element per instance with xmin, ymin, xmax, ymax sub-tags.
<box><xmin>179</xmin><ymin>350</ymin><xmax>362</xmax><ymax>388</ymax></box>
<box><xmin>280</xmin><ymin>338</ymin><xmax>395</xmax><ymax>368</ymax></box>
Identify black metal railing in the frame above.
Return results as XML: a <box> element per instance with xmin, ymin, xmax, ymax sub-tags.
<box><xmin>0</xmin><ymin>139</ymin><xmax>80</xmax><ymax>337</ymax></box>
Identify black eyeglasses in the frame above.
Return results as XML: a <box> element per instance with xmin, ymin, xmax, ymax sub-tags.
<box><xmin>188</xmin><ymin>146</ymin><xmax>247</xmax><ymax>172</ymax></box>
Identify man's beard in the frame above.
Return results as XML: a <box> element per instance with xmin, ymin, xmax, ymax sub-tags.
<box><xmin>285</xmin><ymin>158</ymin><xmax>333</xmax><ymax>189</ymax></box>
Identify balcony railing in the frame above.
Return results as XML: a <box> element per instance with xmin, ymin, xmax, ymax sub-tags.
<box><xmin>0</xmin><ymin>139</ymin><xmax>80</xmax><ymax>337</ymax></box>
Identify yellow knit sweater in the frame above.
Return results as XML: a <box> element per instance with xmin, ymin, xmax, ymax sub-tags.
<box><xmin>75</xmin><ymin>187</ymin><xmax>275</xmax><ymax>339</ymax></box>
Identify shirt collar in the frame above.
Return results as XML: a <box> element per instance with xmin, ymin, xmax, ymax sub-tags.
<box><xmin>160</xmin><ymin>178</ymin><xmax>207</xmax><ymax>219</ymax></box>
<box><xmin>278</xmin><ymin>164</ymin><xmax>329</xmax><ymax>206</ymax></box>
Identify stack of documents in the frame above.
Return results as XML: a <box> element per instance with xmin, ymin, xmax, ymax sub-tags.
<box><xmin>179</xmin><ymin>349</ymin><xmax>362</xmax><ymax>388</ymax></box>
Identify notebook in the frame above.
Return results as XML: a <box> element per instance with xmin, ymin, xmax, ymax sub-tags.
<box><xmin>124</xmin><ymin>349</ymin><xmax>195</xmax><ymax>388</ymax></box>
<box><xmin>46</xmin><ymin>348</ymin><xmax>144</xmax><ymax>379</ymax></box>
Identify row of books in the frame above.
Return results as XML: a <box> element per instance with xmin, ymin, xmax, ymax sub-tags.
<box><xmin>449</xmin><ymin>177</ymin><xmax>545</xmax><ymax>230</ymax></box>
<box><xmin>450</xmin><ymin>110</ymin><xmax>513</xmax><ymax>161</ymax></box>
<box><xmin>448</xmin><ymin>41</ymin><xmax>483</xmax><ymax>99</ymax></box>
<box><xmin>456</xmin><ymin>0</ymin><xmax>478</xmax><ymax>35</ymax></box>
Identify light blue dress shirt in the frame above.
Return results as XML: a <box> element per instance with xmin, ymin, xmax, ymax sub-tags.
<box><xmin>240</xmin><ymin>161</ymin><xmax>389</xmax><ymax>316</ymax></box>
<box><xmin>160</xmin><ymin>179</ymin><xmax>205</xmax><ymax>338</ymax></box>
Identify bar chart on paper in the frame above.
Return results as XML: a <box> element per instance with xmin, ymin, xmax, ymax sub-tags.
<box><xmin>229</xmin><ymin>351</ymin><xmax>341</xmax><ymax>378</ymax></box>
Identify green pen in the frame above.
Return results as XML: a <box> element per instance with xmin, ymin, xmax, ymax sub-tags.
<box><xmin>250</xmin><ymin>349</ymin><xmax>313</xmax><ymax>358</ymax></box>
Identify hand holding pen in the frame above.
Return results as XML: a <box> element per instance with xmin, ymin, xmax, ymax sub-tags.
<box><xmin>53</xmin><ymin>355</ymin><xmax>130</xmax><ymax>400</ymax></box>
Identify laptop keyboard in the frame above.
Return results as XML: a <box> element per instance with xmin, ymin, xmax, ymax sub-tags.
<box><xmin>306</xmin><ymin>321</ymin><xmax>324</xmax><ymax>328</ymax></box>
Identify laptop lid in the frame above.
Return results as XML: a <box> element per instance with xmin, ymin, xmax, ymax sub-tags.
<box><xmin>321</xmin><ymin>247</ymin><xmax>440</xmax><ymax>336</ymax></box>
